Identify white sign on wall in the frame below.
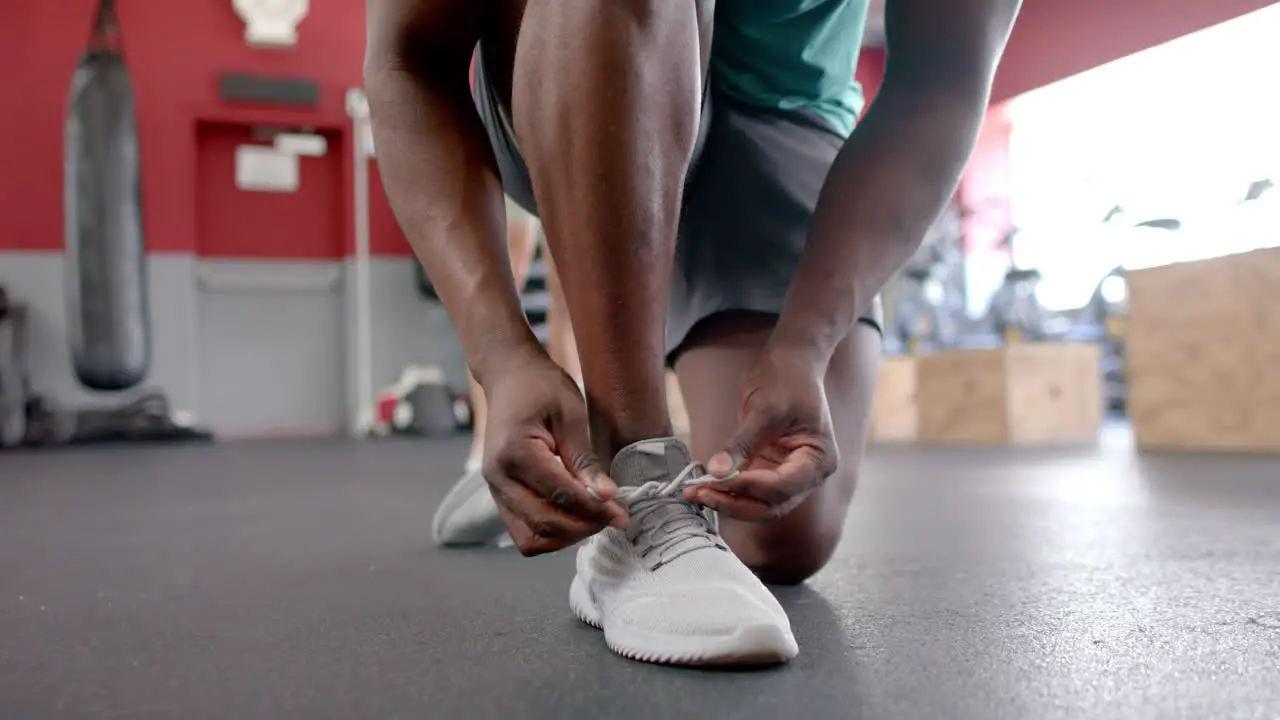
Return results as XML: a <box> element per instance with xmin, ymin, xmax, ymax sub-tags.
<box><xmin>274</xmin><ymin>132</ymin><xmax>327</xmax><ymax>157</ymax></box>
<box><xmin>235</xmin><ymin>145</ymin><xmax>300</xmax><ymax>192</ymax></box>
<box><xmin>232</xmin><ymin>0</ymin><xmax>310</xmax><ymax>48</ymax></box>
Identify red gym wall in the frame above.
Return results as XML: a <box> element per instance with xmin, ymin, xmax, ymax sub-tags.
<box><xmin>1</xmin><ymin>0</ymin><xmax>1273</xmax><ymax>259</ymax></box>
<box><xmin>0</xmin><ymin>0</ymin><xmax>408</xmax><ymax>259</ymax></box>
<box><xmin>991</xmin><ymin>0</ymin><xmax>1277</xmax><ymax>104</ymax></box>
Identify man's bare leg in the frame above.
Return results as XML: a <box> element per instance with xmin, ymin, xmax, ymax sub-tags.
<box><xmin>543</xmin><ymin>255</ymin><xmax>581</xmax><ymax>389</ymax></box>
<box><xmin>676</xmin><ymin>314</ymin><xmax>880</xmax><ymax>585</ymax></box>
<box><xmin>466</xmin><ymin>3</ymin><xmax>800</xmax><ymax>665</ymax></box>
<box><xmin>510</xmin><ymin>0</ymin><xmax>711</xmax><ymax>461</ymax></box>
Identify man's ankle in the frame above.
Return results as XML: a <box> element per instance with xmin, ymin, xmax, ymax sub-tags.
<box><xmin>608</xmin><ymin>436</ymin><xmax>690</xmax><ymax>487</ymax></box>
<box><xmin>596</xmin><ymin>424</ymin><xmax>676</xmax><ymax>466</ymax></box>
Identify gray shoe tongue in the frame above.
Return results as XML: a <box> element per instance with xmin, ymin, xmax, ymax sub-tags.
<box><xmin>610</xmin><ymin>437</ymin><xmax>694</xmax><ymax>487</ymax></box>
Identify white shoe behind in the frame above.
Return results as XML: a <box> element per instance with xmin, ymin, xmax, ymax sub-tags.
<box><xmin>431</xmin><ymin>463</ymin><xmax>509</xmax><ymax>547</ymax></box>
<box><xmin>570</xmin><ymin>438</ymin><xmax>798</xmax><ymax>667</ymax></box>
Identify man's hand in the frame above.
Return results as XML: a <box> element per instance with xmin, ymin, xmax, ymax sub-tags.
<box><xmin>685</xmin><ymin>349</ymin><xmax>839</xmax><ymax>521</ymax></box>
<box><xmin>481</xmin><ymin>347</ymin><xmax>628</xmax><ymax>555</ymax></box>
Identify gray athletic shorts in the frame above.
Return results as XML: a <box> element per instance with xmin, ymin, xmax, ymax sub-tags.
<box><xmin>472</xmin><ymin>51</ymin><xmax>883</xmax><ymax>363</ymax></box>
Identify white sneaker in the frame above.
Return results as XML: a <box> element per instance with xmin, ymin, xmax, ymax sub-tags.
<box><xmin>431</xmin><ymin>462</ymin><xmax>509</xmax><ymax>547</ymax></box>
<box><xmin>569</xmin><ymin>438</ymin><xmax>798</xmax><ymax>666</ymax></box>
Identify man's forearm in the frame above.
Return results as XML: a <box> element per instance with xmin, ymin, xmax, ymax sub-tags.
<box><xmin>769</xmin><ymin>79</ymin><xmax>990</xmax><ymax>360</ymax></box>
<box><xmin>770</xmin><ymin>0</ymin><xmax>1020</xmax><ymax>362</ymax></box>
<box><xmin>364</xmin><ymin>62</ymin><xmax>540</xmax><ymax>385</ymax></box>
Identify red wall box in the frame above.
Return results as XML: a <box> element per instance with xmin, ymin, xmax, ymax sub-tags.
<box><xmin>195</xmin><ymin>120</ymin><xmax>346</xmax><ymax>260</ymax></box>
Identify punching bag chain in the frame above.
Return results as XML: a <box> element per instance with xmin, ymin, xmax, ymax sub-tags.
<box><xmin>88</xmin><ymin>0</ymin><xmax>122</xmax><ymax>55</ymax></box>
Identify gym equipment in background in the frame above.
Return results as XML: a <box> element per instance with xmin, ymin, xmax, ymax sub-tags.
<box><xmin>18</xmin><ymin>392</ymin><xmax>211</xmax><ymax>449</ymax></box>
<box><xmin>0</xmin><ymin>286</ymin><xmax>210</xmax><ymax>452</ymax></box>
<box><xmin>984</xmin><ymin>228</ymin><xmax>1050</xmax><ymax>344</ymax></box>
<box><xmin>885</xmin><ymin>204</ymin><xmax>969</xmax><ymax>354</ymax></box>
<box><xmin>890</xmin><ymin>266</ymin><xmax>947</xmax><ymax>354</ymax></box>
<box><xmin>1243</xmin><ymin>178</ymin><xmax>1273</xmax><ymax>202</ymax></box>
<box><xmin>1091</xmin><ymin>267</ymin><xmax>1130</xmax><ymax>412</ymax></box>
<box><xmin>415</xmin><ymin>248</ymin><xmax>554</xmax><ymax>344</ymax></box>
<box><xmin>65</xmin><ymin>0</ymin><xmax>151</xmax><ymax>391</ymax></box>
<box><xmin>365</xmin><ymin>366</ymin><xmax>470</xmax><ymax>438</ymax></box>
<box><xmin>1051</xmin><ymin>215</ymin><xmax>1183</xmax><ymax>413</ymax></box>
<box><xmin>0</xmin><ymin>286</ymin><xmax>30</xmax><ymax>448</ymax></box>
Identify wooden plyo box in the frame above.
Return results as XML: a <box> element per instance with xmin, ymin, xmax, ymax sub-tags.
<box><xmin>1126</xmin><ymin>247</ymin><xmax>1280</xmax><ymax>453</ymax></box>
<box><xmin>870</xmin><ymin>356</ymin><xmax>917</xmax><ymax>442</ymax></box>
<box><xmin>917</xmin><ymin>343</ymin><xmax>1103</xmax><ymax>445</ymax></box>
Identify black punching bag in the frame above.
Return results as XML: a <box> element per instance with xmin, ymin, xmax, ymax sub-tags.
<box><xmin>65</xmin><ymin>0</ymin><xmax>150</xmax><ymax>391</ymax></box>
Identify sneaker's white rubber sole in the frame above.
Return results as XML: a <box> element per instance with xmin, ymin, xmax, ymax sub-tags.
<box><xmin>569</xmin><ymin>575</ymin><xmax>799</xmax><ymax>667</ymax></box>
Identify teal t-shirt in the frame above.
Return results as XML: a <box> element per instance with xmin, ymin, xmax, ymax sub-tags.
<box><xmin>711</xmin><ymin>0</ymin><xmax>870</xmax><ymax>138</ymax></box>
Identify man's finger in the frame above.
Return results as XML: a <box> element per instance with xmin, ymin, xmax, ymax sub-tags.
<box><xmin>711</xmin><ymin>461</ymin><xmax>818</xmax><ymax>505</ymax></box>
<box><xmin>553</xmin><ymin>406</ymin><xmax>619</xmax><ymax>502</ymax></box>
<box><xmin>490</xmin><ymin>476</ymin><xmax>605</xmax><ymax>544</ymax></box>
<box><xmin>717</xmin><ymin>445</ymin><xmax>833</xmax><ymax>498</ymax></box>
<box><xmin>712</xmin><ymin>469</ymin><xmax>796</xmax><ymax>507</ymax></box>
<box><xmin>496</xmin><ymin>504</ymin><xmax>583</xmax><ymax>557</ymax></box>
<box><xmin>707</xmin><ymin>408</ymin><xmax>773</xmax><ymax>478</ymax></box>
<box><xmin>516</xmin><ymin>445</ymin><xmax>627</xmax><ymax>529</ymax></box>
<box><xmin>688</xmin><ymin>487</ymin><xmax>781</xmax><ymax>522</ymax></box>
<box><xmin>693</xmin><ymin>485</ymin><xmax>815</xmax><ymax>523</ymax></box>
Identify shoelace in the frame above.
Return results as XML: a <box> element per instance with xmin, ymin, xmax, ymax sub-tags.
<box><xmin>611</xmin><ymin>462</ymin><xmax>733</xmax><ymax>569</ymax></box>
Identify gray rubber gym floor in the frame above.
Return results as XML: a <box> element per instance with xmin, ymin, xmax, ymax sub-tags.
<box><xmin>2</xmin><ymin>430</ymin><xmax>1278</xmax><ymax>719</ymax></box>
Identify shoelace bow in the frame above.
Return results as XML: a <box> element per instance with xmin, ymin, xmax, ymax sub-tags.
<box><xmin>612</xmin><ymin>463</ymin><xmax>734</xmax><ymax>568</ymax></box>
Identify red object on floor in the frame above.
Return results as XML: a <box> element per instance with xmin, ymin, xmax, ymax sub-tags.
<box><xmin>375</xmin><ymin>393</ymin><xmax>400</xmax><ymax>429</ymax></box>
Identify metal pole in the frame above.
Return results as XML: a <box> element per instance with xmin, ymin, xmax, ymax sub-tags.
<box><xmin>346</xmin><ymin>89</ymin><xmax>374</xmax><ymax>437</ymax></box>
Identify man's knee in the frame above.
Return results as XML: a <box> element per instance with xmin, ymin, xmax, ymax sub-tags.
<box><xmin>505</xmin><ymin>199</ymin><xmax>540</xmax><ymax>287</ymax></box>
<box><xmin>746</xmin><ymin>538</ymin><xmax>840</xmax><ymax>586</ymax></box>
<box><xmin>723</xmin><ymin>465</ymin><xmax>859</xmax><ymax>586</ymax></box>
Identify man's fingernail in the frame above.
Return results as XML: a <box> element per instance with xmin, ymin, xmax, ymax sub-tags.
<box><xmin>708</xmin><ymin>453</ymin><xmax>732</xmax><ymax>474</ymax></box>
<box><xmin>586</xmin><ymin>485</ymin><xmax>602</xmax><ymax>501</ymax></box>
<box><xmin>610</xmin><ymin>513</ymin><xmax>628</xmax><ymax>529</ymax></box>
